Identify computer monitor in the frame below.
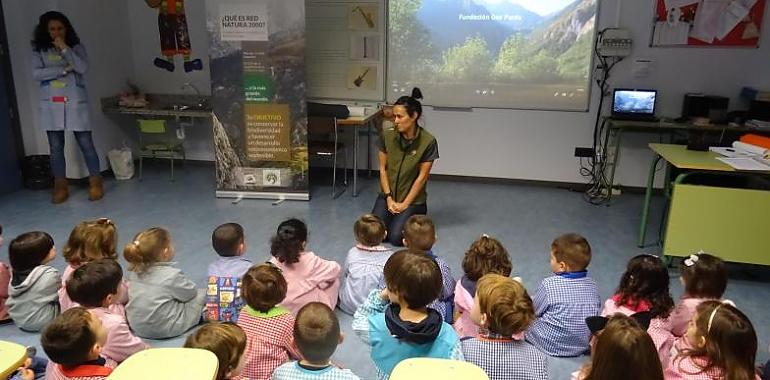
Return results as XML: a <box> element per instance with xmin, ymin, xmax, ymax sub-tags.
<box><xmin>611</xmin><ymin>89</ymin><xmax>657</xmax><ymax>120</ymax></box>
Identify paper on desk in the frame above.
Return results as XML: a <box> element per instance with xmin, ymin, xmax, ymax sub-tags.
<box><xmin>710</xmin><ymin>147</ymin><xmax>755</xmax><ymax>158</ymax></box>
<box><xmin>733</xmin><ymin>141</ymin><xmax>768</xmax><ymax>155</ymax></box>
<box><xmin>716</xmin><ymin>157</ymin><xmax>770</xmax><ymax>170</ymax></box>
<box><xmin>690</xmin><ymin>0</ymin><xmax>730</xmax><ymax>43</ymax></box>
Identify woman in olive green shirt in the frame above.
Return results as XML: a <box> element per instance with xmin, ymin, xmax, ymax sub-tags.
<box><xmin>372</xmin><ymin>88</ymin><xmax>438</xmax><ymax>246</ymax></box>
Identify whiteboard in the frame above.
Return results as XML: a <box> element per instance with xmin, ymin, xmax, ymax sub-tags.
<box><xmin>305</xmin><ymin>0</ymin><xmax>386</xmax><ymax>102</ymax></box>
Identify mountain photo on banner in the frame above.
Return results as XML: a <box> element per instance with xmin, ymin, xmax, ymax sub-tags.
<box><xmin>388</xmin><ymin>0</ymin><xmax>597</xmax><ymax>110</ymax></box>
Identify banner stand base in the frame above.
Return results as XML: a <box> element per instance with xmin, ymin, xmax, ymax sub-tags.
<box><xmin>216</xmin><ymin>190</ymin><xmax>310</xmax><ymax>201</ymax></box>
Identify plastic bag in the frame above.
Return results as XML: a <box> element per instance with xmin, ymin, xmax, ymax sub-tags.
<box><xmin>108</xmin><ymin>147</ymin><xmax>134</xmax><ymax>180</ymax></box>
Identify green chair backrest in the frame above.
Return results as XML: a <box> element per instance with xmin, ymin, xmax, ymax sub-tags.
<box><xmin>138</xmin><ymin>119</ymin><xmax>167</xmax><ymax>134</ymax></box>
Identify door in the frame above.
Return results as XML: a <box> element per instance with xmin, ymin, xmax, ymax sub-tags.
<box><xmin>0</xmin><ymin>2</ymin><xmax>23</xmax><ymax>195</ymax></box>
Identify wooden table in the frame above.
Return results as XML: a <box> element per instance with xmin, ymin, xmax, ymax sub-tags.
<box><xmin>391</xmin><ymin>358</ymin><xmax>489</xmax><ymax>380</ymax></box>
<box><xmin>639</xmin><ymin>144</ymin><xmax>770</xmax><ymax>265</ymax></box>
<box><xmin>107</xmin><ymin>348</ymin><xmax>218</xmax><ymax>380</ymax></box>
<box><xmin>337</xmin><ymin>109</ymin><xmax>384</xmax><ymax>197</ymax></box>
<box><xmin>0</xmin><ymin>341</ymin><xmax>27</xmax><ymax>379</ymax></box>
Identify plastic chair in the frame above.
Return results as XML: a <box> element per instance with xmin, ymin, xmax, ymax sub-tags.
<box><xmin>107</xmin><ymin>348</ymin><xmax>218</xmax><ymax>380</ymax></box>
<box><xmin>308</xmin><ymin>116</ymin><xmax>348</xmax><ymax>198</ymax></box>
<box><xmin>390</xmin><ymin>358</ymin><xmax>489</xmax><ymax>380</ymax></box>
<box><xmin>137</xmin><ymin>119</ymin><xmax>186</xmax><ymax>181</ymax></box>
<box><xmin>0</xmin><ymin>340</ymin><xmax>27</xmax><ymax>379</ymax></box>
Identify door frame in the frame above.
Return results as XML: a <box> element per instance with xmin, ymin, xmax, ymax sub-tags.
<box><xmin>0</xmin><ymin>1</ymin><xmax>25</xmax><ymax>161</ymax></box>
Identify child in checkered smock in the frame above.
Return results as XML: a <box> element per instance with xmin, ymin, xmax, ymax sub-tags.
<box><xmin>237</xmin><ymin>263</ymin><xmax>299</xmax><ymax>380</ymax></box>
<box><xmin>601</xmin><ymin>254</ymin><xmax>675</xmax><ymax>364</ymax></box>
<box><xmin>42</xmin><ymin>307</ymin><xmax>118</xmax><ymax>380</ymax></box>
<box><xmin>667</xmin><ymin>252</ymin><xmax>727</xmax><ymax>339</ymax></box>
<box><xmin>461</xmin><ymin>274</ymin><xmax>548</xmax><ymax>380</ymax></box>
<box><xmin>272</xmin><ymin>303</ymin><xmax>360</xmax><ymax>380</ymax></box>
<box><xmin>401</xmin><ymin>215</ymin><xmax>455</xmax><ymax>322</ymax></box>
<box><xmin>338</xmin><ymin>214</ymin><xmax>393</xmax><ymax>315</ymax></box>
<box><xmin>453</xmin><ymin>235</ymin><xmax>513</xmax><ymax>338</ymax></box>
<box><xmin>665</xmin><ymin>301</ymin><xmax>759</xmax><ymax>380</ymax></box>
<box><xmin>525</xmin><ymin>233</ymin><xmax>601</xmax><ymax>357</ymax></box>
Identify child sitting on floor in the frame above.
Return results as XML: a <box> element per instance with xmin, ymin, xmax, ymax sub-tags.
<box><xmin>269</xmin><ymin>219</ymin><xmax>341</xmax><ymax>314</ymax></box>
<box><xmin>573</xmin><ymin>313</ymin><xmax>663</xmax><ymax>380</ymax></box>
<box><xmin>461</xmin><ymin>274</ymin><xmax>548</xmax><ymax>380</ymax></box>
<box><xmin>401</xmin><ymin>215</ymin><xmax>455</xmax><ymax>322</ymax></box>
<box><xmin>66</xmin><ymin>259</ymin><xmax>149</xmax><ymax>363</ymax></box>
<box><xmin>42</xmin><ymin>307</ymin><xmax>116</xmax><ymax>380</ymax></box>
<box><xmin>7</xmin><ymin>231</ymin><xmax>60</xmax><ymax>332</ymax></box>
<box><xmin>353</xmin><ymin>250</ymin><xmax>463</xmax><ymax>380</ymax></box>
<box><xmin>272</xmin><ymin>302</ymin><xmax>361</xmax><ymax>379</ymax></box>
<box><xmin>237</xmin><ymin>263</ymin><xmax>299</xmax><ymax>380</ymax></box>
<box><xmin>205</xmin><ymin>222</ymin><xmax>252</xmax><ymax>322</ymax></box>
<box><xmin>666</xmin><ymin>301</ymin><xmax>758</xmax><ymax>380</ymax></box>
<box><xmin>59</xmin><ymin>218</ymin><xmax>128</xmax><ymax>313</ymax></box>
<box><xmin>184</xmin><ymin>322</ymin><xmax>247</xmax><ymax>380</ymax></box>
<box><xmin>0</xmin><ymin>225</ymin><xmax>11</xmax><ymax>324</ymax></box>
<box><xmin>454</xmin><ymin>234</ymin><xmax>513</xmax><ymax>337</ymax></box>
<box><xmin>339</xmin><ymin>214</ymin><xmax>392</xmax><ymax>315</ymax></box>
<box><xmin>601</xmin><ymin>254</ymin><xmax>675</xmax><ymax>363</ymax></box>
<box><xmin>668</xmin><ymin>252</ymin><xmax>727</xmax><ymax>337</ymax></box>
<box><xmin>123</xmin><ymin>227</ymin><xmax>206</xmax><ymax>339</ymax></box>
<box><xmin>526</xmin><ymin>233</ymin><xmax>601</xmax><ymax>357</ymax></box>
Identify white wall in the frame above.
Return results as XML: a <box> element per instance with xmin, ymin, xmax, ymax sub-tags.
<box><xmin>427</xmin><ymin>0</ymin><xmax>770</xmax><ymax>187</ymax></box>
<box><xmin>124</xmin><ymin>0</ymin><xmax>214</xmax><ymax>161</ymax></box>
<box><xmin>5</xmin><ymin>0</ymin><xmax>136</xmax><ymax>176</ymax></box>
<box><xmin>7</xmin><ymin>0</ymin><xmax>770</xmax><ymax>185</ymax></box>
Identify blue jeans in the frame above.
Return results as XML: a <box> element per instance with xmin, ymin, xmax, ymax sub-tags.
<box><xmin>9</xmin><ymin>355</ymin><xmax>47</xmax><ymax>379</ymax></box>
<box><xmin>46</xmin><ymin>130</ymin><xmax>100</xmax><ymax>178</ymax></box>
<box><xmin>372</xmin><ymin>194</ymin><xmax>427</xmax><ymax>246</ymax></box>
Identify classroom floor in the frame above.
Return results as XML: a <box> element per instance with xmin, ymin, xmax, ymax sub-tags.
<box><xmin>1</xmin><ymin>162</ymin><xmax>769</xmax><ymax>380</ymax></box>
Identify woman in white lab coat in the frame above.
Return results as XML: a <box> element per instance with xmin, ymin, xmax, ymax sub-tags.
<box><xmin>32</xmin><ymin>11</ymin><xmax>103</xmax><ymax>203</ymax></box>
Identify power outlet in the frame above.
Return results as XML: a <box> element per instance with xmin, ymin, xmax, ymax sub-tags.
<box><xmin>574</xmin><ymin>147</ymin><xmax>595</xmax><ymax>158</ymax></box>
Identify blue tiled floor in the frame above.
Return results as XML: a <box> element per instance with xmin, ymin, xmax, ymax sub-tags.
<box><xmin>1</xmin><ymin>162</ymin><xmax>768</xmax><ymax>379</ymax></box>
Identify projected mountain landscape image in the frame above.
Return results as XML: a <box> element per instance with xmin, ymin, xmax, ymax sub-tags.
<box><xmin>388</xmin><ymin>0</ymin><xmax>597</xmax><ymax>110</ymax></box>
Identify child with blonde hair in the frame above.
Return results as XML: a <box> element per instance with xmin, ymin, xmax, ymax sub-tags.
<box><xmin>461</xmin><ymin>274</ymin><xmax>548</xmax><ymax>380</ymax></box>
<box><xmin>123</xmin><ymin>227</ymin><xmax>205</xmax><ymax>339</ymax></box>
<box><xmin>339</xmin><ymin>214</ymin><xmax>392</xmax><ymax>315</ymax></box>
<box><xmin>59</xmin><ymin>218</ymin><xmax>128</xmax><ymax>312</ymax></box>
<box><xmin>668</xmin><ymin>252</ymin><xmax>727</xmax><ymax>337</ymax></box>
<box><xmin>665</xmin><ymin>301</ymin><xmax>758</xmax><ymax>380</ymax></box>
<box><xmin>454</xmin><ymin>234</ymin><xmax>513</xmax><ymax>337</ymax></box>
<box><xmin>269</xmin><ymin>219</ymin><xmax>341</xmax><ymax>314</ymax></box>
<box><xmin>184</xmin><ymin>322</ymin><xmax>247</xmax><ymax>380</ymax></box>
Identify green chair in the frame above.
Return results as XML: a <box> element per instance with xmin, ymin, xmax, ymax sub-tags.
<box><xmin>137</xmin><ymin>119</ymin><xmax>185</xmax><ymax>181</ymax></box>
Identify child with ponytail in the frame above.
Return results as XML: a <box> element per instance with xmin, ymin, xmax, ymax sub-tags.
<box><xmin>269</xmin><ymin>218</ymin><xmax>341</xmax><ymax>315</ymax></box>
<box><xmin>123</xmin><ymin>227</ymin><xmax>206</xmax><ymax>339</ymax></box>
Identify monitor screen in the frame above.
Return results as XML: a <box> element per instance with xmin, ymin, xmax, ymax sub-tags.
<box><xmin>613</xmin><ymin>90</ymin><xmax>656</xmax><ymax>114</ymax></box>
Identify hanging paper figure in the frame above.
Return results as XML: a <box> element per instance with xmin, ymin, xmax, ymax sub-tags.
<box><xmin>145</xmin><ymin>0</ymin><xmax>203</xmax><ymax>72</ymax></box>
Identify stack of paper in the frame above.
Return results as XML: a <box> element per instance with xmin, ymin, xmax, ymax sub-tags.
<box><xmin>716</xmin><ymin>157</ymin><xmax>770</xmax><ymax>171</ymax></box>
<box><xmin>710</xmin><ymin>141</ymin><xmax>768</xmax><ymax>158</ymax></box>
